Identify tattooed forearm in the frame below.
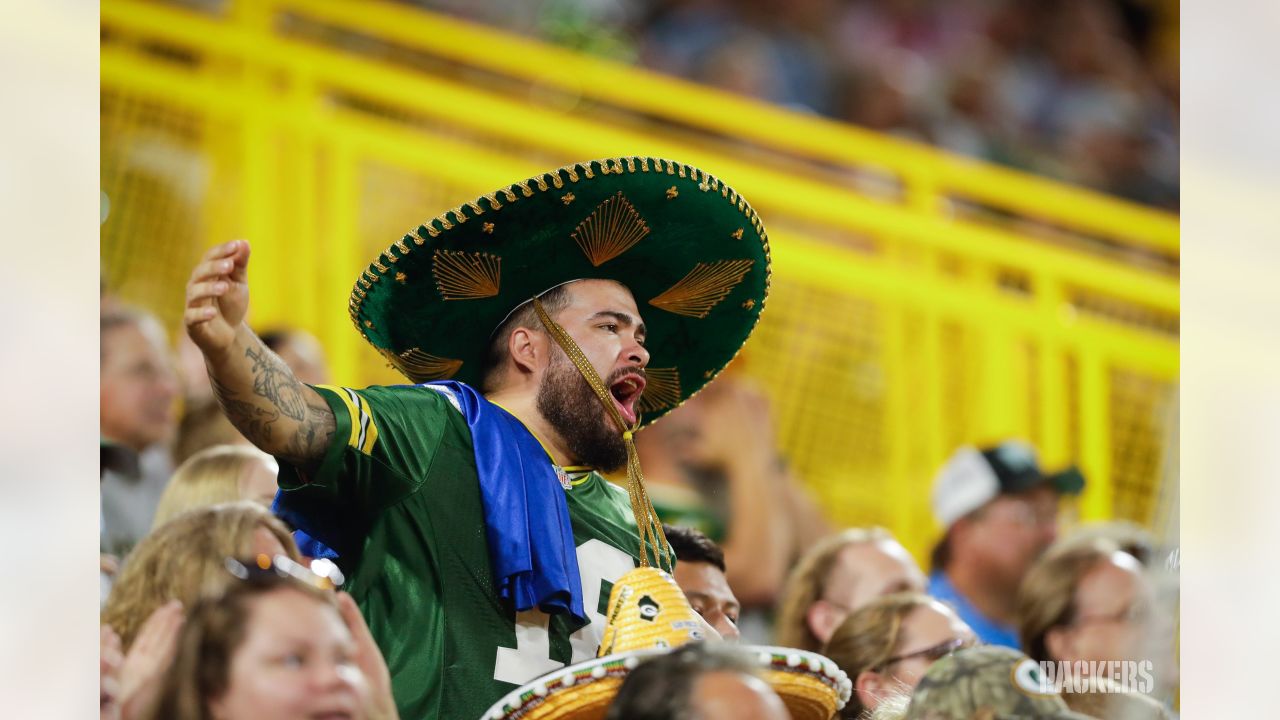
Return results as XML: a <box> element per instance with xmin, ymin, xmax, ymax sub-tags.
<box><xmin>207</xmin><ymin>338</ymin><xmax>335</xmax><ymax>467</ymax></box>
<box><xmin>210</xmin><ymin>372</ymin><xmax>280</xmax><ymax>442</ymax></box>
<box><xmin>247</xmin><ymin>346</ymin><xmax>308</xmax><ymax>422</ymax></box>
<box><xmin>282</xmin><ymin>392</ymin><xmax>338</xmax><ymax>466</ymax></box>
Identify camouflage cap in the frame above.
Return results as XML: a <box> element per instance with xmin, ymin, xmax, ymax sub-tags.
<box><xmin>905</xmin><ymin>646</ymin><xmax>1096</xmax><ymax>720</ymax></box>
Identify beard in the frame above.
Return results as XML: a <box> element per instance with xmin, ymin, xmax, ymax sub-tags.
<box><xmin>536</xmin><ymin>350</ymin><xmax>630</xmax><ymax>473</ymax></box>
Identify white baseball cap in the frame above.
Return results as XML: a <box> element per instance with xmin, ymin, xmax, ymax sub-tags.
<box><xmin>931</xmin><ymin>441</ymin><xmax>1085</xmax><ymax>529</ymax></box>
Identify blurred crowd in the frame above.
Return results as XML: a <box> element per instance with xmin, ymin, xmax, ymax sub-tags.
<box><xmin>100</xmin><ymin>293</ymin><xmax>1178</xmax><ymax>718</ymax></box>
<box><xmin>396</xmin><ymin>0</ymin><xmax>1178</xmax><ymax>209</ymax></box>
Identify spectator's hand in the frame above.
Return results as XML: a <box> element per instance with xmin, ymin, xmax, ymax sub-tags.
<box><xmin>337</xmin><ymin>591</ymin><xmax>399</xmax><ymax>720</ymax></box>
<box><xmin>185</xmin><ymin>240</ymin><xmax>251</xmax><ymax>357</ymax></box>
<box><xmin>119</xmin><ymin>600</ymin><xmax>185</xmax><ymax>720</ymax></box>
<box><xmin>684</xmin><ymin>380</ymin><xmax>774</xmax><ymax>470</ymax></box>
<box><xmin>100</xmin><ymin>553</ymin><xmax>120</xmax><ymax>577</ymax></box>
<box><xmin>101</xmin><ymin>625</ymin><xmax>123</xmax><ymax>720</ymax></box>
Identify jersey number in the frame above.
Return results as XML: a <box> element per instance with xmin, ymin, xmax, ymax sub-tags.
<box><xmin>492</xmin><ymin>539</ymin><xmax>634</xmax><ymax>685</ymax></box>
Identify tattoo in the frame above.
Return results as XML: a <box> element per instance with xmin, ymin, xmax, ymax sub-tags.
<box><xmin>210</xmin><ymin>373</ymin><xmax>278</xmax><ymax>442</ymax></box>
<box><xmin>247</xmin><ymin>346</ymin><xmax>308</xmax><ymax>422</ymax></box>
<box><xmin>209</xmin><ymin>341</ymin><xmax>335</xmax><ymax>468</ymax></box>
<box><xmin>283</xmin><ymin>392</ymin><xmax>337</xmax><ymax>465</ymax></box>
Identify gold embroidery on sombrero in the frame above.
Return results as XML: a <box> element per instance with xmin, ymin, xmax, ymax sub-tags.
<box><xmin>731</xmin><ymin>228</ymin><xmax>744</xmax><ymax>239</ymax></box>
<box><xmin>636</xmin><ymin>367</ymin><xmax>680</xmax><ymax>414</ymax></box>
<box><xmin>345</xmin><ymin>158</ymin><xmax>772</xmax><ymax>378</ymax></box>
<box><xmin>432</xmin><ymin>249</ymin><xmax>501</xmax><ymax>300</ymax></box>
<box><xmin>444</xmin><ymin>204</ymin><xmax>472</xmax><ymax>227</ymax></box>
<box><xmin>571</xmin><ymin>191</ymin><xmax>651</xmax><ymax>267</ymax></box>
<box><xmin>377</xmin><ymin>347</ymin><xmax>463</xmax><ymax>382</ymax></box>
<box><xmin>648</xmin><ymin>259</ymin><xmax>755</xmax><ymax>319</ymax></box>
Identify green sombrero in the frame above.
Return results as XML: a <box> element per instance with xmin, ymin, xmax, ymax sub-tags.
<box><xmin>347</xmin><ymin>156</ymin><xmax>770</xmax><ymax>428</ymax></box>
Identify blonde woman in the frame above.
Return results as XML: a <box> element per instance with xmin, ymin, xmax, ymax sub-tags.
<box><xmin>774</xmin><ymin>528</ymin><xmax>926</xmax><ymax>652</ymax></box>
<box><xmin>141</xmin><ymin>558</ymin><xmax>396</xmax><ymax>720</ymax></box>
<box><xmin>1017</xmin><ymin>539</ymin><xmax>1160</xmax><ymax>666</ymax></box>
<box><xmin>152</xmin><ymin>445</ymin><xmax>279</xmax><ymax>529</ymax></box>
<box><xmin>1017</xmin><ymin>539</ymin><xmax>1174</xmax><ymax>718</ymax></box>
<box><xmin>821</xmin><ymin>592</ymin><xmax>975</xmax><ymax>719</ymax></box>
<box><xmin>102</xmin><ymin>501</ymin><xmax>300</xmax><ymax>651</ymax></box>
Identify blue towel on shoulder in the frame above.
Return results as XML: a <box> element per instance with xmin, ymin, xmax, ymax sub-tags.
<box><xmin>438</xmin><ymin>381</ymin><xmax>585</xmax><ymax>623</ymax></box>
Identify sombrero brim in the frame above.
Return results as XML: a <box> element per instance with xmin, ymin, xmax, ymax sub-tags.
<box><xmin>480</xmin><ymin>645</ymin><xmax>850</xmax><ymax>720</ymax></box>
<box><xmin>348</xmin><ymin>157</ymin><xmax>770</xmax><ymax>427</ymax></box>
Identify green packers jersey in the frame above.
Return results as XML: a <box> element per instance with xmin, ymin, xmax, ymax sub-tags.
<box><xmin>277</xmin><ymin>384</ymin><xmax>647</xmax><ymax>720</ymax></box>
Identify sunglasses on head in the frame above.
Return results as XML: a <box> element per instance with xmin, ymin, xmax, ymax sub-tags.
<box><xmin>224</xmin><ymin>553</ymin><xmax>346</xmax><ymax>591</ymax></box>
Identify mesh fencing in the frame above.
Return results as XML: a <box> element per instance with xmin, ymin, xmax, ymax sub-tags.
<box><xmin>101</xmin><ymin>0</ymin><xmax>1180</xmax><ymax>558</ymax></box>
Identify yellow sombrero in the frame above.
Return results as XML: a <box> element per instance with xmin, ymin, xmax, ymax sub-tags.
<box><xmin>481</xmin><ymin>567</ymin><xmax>851</xmax><ymax>720</ymax></box>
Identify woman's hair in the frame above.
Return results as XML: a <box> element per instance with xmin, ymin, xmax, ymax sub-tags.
<box><xmin>1016</xmin><ymin>538</ymin><xmax>1123</xmax><ymax>661</ymax></box>
<box><xmin>173</xmin><ymin>403</ymin><xmax>251</xmax><ymax>467</ymax></box>
<box><xmin>153</xmin><ymin>445</ymin><xmax>272</xmax><ymax>528</ymax></box>
<box><xmin>774</xmin><ymin>527</ymin><xmax>891</xmax><ymax>652</ymax></box>
<box><xmin>142</xmin><ymin>568</ymin><xmax>336</xmax><ymax>720</ymax></box>
<box><xmin>821</xmin><ymin>592</ymin><xmax>936</xmax><ymax>719</ymax></box>
<box><xmin>102</xmin><ymin>501</ymin><xmax>300</xmax><ymax>651</ymax></box>
<box><xmin>865</xmin><ymin>692</ymin><xmax>910</xmax><ymax>720</ymax></box>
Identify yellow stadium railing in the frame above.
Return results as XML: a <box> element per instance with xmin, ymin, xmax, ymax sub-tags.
<box><xmin>100</xmin><ymin>0</ymin><xmax>1179</xmax><ymax>562</ymax></box>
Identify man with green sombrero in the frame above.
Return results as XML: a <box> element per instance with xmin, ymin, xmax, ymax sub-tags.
<box><xmin>183</xmin><ymin>157</ymin><xmax>771</xmax><ymax>719</ymax></box>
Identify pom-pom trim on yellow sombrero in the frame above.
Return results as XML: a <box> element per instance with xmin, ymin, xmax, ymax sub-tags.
<box><xmin>481</xmin><ymin>568</ymin><xmax>851</xmax><ymax>720</ymax></box>
<box><xmin>481</xmin><ymin>647</ymin><xmax>852</xmax><ymax>720</ymax></box>
<box><xmin>347</xmin><ymin>157</ymin><xmax>771</xmax><ymax>428</ymax></box>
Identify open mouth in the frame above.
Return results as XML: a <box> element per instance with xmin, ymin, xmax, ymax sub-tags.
<box><xmin>609</xmin><ymin>372</ymin><xmax>646</xmax><ymax>426</ymax></box>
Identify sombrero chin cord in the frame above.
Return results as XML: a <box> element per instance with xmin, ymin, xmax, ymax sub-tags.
<box><xmin>533</xmin><ymin>297</ymin><xmax>671</xmax><ymax>571</ymax></box>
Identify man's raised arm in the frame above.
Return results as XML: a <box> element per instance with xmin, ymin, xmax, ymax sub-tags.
<box><xmin>184</xmin><ymin>240</ymin><xmax>335</xmax><ymax>469</ymax></box>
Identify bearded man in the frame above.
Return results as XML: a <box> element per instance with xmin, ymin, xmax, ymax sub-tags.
<box><xmin>183</xmin><ymin>158</ymin><xmax>771</xmax><ymax>719</ymax></box>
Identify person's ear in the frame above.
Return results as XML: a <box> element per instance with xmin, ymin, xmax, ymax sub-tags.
<box><xmin>1045</xmin><ymin>625</ymin><xmax>1076</xmax><ymax>663</ymax></box>
<box><xmin>855</xmin><ymin>669</ymin><xmax>890</xmax><ymax>712</ymax></box>
<box><xmin>806</xmin><ymin>601</ymin><xmax>841</xmax><ymax>646</ymax></box>
<box><xmin>950</xmin><ymin>514</ymin><xmax>981</xmax><ymax>554</ymax></box>
<box><xmin>508</xmin><ymin>327</ymin><xmax>543</xmax><ymax>375</ymax></box>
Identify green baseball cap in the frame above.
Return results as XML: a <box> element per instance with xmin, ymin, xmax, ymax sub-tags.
<box><xmin>347</xmin><ymin>157</ymin><xmax>770</xmax><ymax>428</ymax></box>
